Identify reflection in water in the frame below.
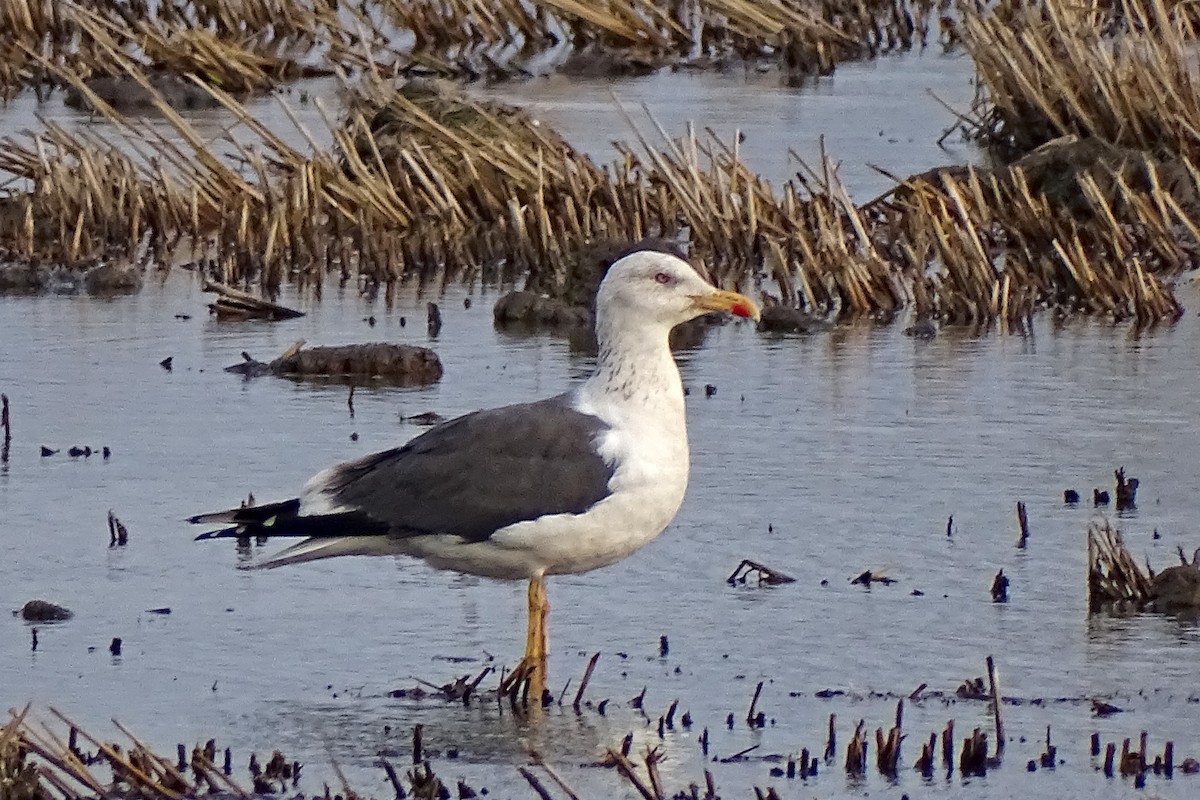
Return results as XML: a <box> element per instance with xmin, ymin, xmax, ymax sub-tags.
<box><xmin>1088</xmin><ymin>610</ymin><xmax>1200</xmax><ymax>648</ymax></box>
<box><xmin>260</xmin><ymin>698</ymin><xmax>623</xmax><ymax>767</ymax></box>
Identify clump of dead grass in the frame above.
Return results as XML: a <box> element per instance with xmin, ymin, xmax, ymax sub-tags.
<box><xmin>869</xmin><ymin>141</ymin><xmax>1193</xmax><ymax>326</ymax></box>
<box><xmin>0</xmin><ymin>0</ymin><xmax>945</xmax><ymax>96</ymax></box>
<box><xmin>0</xmin><ymin>0</ymin><xmax>353</xmax><ymax>98</ymax></box>
<box><xmin>959</xmin><ymin>0</ymin><xmax>1200</xmax><ymax>161</ymax></box>
<box><xmin>1088</xmin><ymin>520</ymin><xmax>1155</xmax><ymax>613</ymax></box>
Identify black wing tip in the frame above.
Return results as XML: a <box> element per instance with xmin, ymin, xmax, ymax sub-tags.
<box><xmin>193</xmin><ymin>509</ymin><xmax>390</xmax><ymax>543</ymax></box>
<box><xmin>187</xmin><ymin>498</ymin><xmax>302</xmax><ymax>526</ymax></box>
<box><xmin>194</xmin><ymin>526</ymin><xmax>241</xmax><ymax>541</ymax></box>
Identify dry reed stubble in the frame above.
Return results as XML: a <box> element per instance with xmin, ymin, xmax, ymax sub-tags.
<box><xmin>959</xmin><ymin>0</ymin><xmax>1200</xmax><ymax>160</ymax></box>
<box><xmin>0</xmin><ymin>52</ymin><xmax>1193</xmax><ymax>326</ymax></box>
<box><xmin>0</xmin><ymin>0</ymin><xmax>944</xmax><ymax>96</ymax></box>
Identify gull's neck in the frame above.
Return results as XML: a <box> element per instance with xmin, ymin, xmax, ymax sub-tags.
<box><xmin>579</xmin><ymin>312</ymin><xmax>685</xmax><ymax>425</ymax></box>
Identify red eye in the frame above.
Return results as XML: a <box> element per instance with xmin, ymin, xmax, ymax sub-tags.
<box><xmin>655</xmin><ymin>272</ymin><xmax>673</xmax><ymax>285</ymax></box>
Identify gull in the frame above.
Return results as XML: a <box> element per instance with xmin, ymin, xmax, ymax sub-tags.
<box><xmin>190</xmin><ymin>242</ymin><xmax>760</xmax><ymax>698</ymax></box>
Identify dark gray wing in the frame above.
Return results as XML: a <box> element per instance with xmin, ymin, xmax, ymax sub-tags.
<box><xmin>318</xmin><ymin>394</ymin><xmax>614</xmax><ymax>541</ymax></box>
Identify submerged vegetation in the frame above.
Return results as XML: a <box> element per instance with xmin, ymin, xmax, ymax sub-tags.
<box><xmin>0</xmin><ymin>0</ymin><xmax>1197</xmax><ymax>328</ymax></box>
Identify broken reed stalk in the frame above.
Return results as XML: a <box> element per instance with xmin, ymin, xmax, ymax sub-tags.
<box><xmin>518</xmin><ymin>766</ymin><xmax>555</xmax><ymax>800</ymax></box>
<box><xmin>727</xmin><ymin>559</ymin><xmax>796</xmax><ymax>585</ymax></box>
<box><xmin>411</xmin><ymin>724</ymin><xmax>422</xmax><ymax>766</ymax></box>
<box><xmin>643</xmin><ymin>747</ymin><xmax>666</xmax><ymax>800</ymax></box>
<box><xmin>1015</xmin><ymin>501</ymin><xmax>1029</xmax><ymax>548</ymax></box>
<box><xmin>380</xmin><ymin>759</ymin><xmax>404</xmax><ymax>798</ymax></box>
<box><xmin>607</xmin><ymin>748</ymin><xmax>657</xmax><ymax>800</ymax></box>
<box><xmin>532</xmin><ymin>757</ymin><xmax>584</xmax><ymax>800</ymax></box>
<box><xmin>1</xmin><ymin>393</ymin><xmax>9</xmax><ymax>464</ymax></box>
<box><xmin>990</xmin><ymin>569</ymin><xmax>1009</xmax><ymax>603</ymax></box>
<box><xmin>845</xmin><ymin>720</ymin><xmax>867</xmax><ymax>776</ymax></box>
<box><xmin>986</xmin><ymin>656</ymin><xmax>1004</xmax><ymax>759</ymax></box>
<box><xmin>747</xmin><ymin>681</ymin><xmax>765</xmax><ymax>726</ymax></box>
<box><xmin>874</xmin><ymin>701</ymin><xmax>903</xmax><ymax>777</ymax></box>
<box><xmin>959</xmin><ymin>728</ymin><xmax>989</xmax><ymax>776</ymax></box>
<box><xmin>664</xmin><ymin>700</ymin><xmax>678</xmax><ymax>730</ymax></box>
<box><xmin>914</xmin><ymin>731</ymin><xmax>937</xmax><ymax>776</ymax></box>
<box><xmin>203</xmin><ymin>280</ymin><xmax>304</xmax><ymax>320</ymax></box>
<box><xmin>1039</xmin><ymin>726</ymin><xmax>1056</xmax><ymax>769</ymax></box>
<box><xmin>572</xmin><ymin>652</ymin><xmax>600</xmax><ymax>712</ymax></box>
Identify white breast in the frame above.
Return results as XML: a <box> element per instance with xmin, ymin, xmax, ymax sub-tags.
<box><xmin>488</xmin><ymin>399</ymin><xmax>690</xmax><ymax>576</ymax></box>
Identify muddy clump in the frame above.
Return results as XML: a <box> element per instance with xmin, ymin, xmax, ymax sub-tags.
<box><xmin>888</xmin><ymin>138</ymin><xmax>1198</xmax><ymax>223</ymax></box>
<box><xmin>0</xmin><ymin>259</ymin><xmax>141</xmax><ymax>295</ymax></box>
<box><xmin>1151</xmin><ymin>551</ymin><xmax>1200</xmax><ymax>612</ymax></box>
<box><xmin>757</xmin><ymin>304</ymin><xmax>833</xmax><ymax>334</ymax></box>
<box><xmin>64</xmin><ymin>74</ymin><xmax>222</xmax><ymax>114</ymax></box>
<box><xmin>0</xmin><ymin>262</ymin><xmax>42</xmax><ymax>293</ymax></box>
<box><xmin>227</xmin><ymin>342</ymin><xmax>443</xmax><ymax>386</ymax></box>
<box><xmin>558</xmin><ymin>47</ymin><xmax>665</xmax><ymax>78</ymax></box>
<box><xmin>1005</xmin><ymin>137</ymin><xmax>1199</xmax><ymax>219</ymax></box>
<box><xmin>83</xmin><ymin>262</ymin><xmax>142</xmax><ymax>294</ymax></box>
<box><xmin>18</xmin><ymin>601</ymin><xmax>72</xmax><ymax>622</ymax></box>
<box><xmin>493</xmin><ymin>292</ymin><xmax>590</xmax><ymax>328</ymax></box>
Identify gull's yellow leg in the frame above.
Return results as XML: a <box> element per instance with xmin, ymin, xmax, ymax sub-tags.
<box><xmin>500</xmin><ymin>575</ymin><xmax>549</xmax><ymax>703</ymax></box>
<box><xmin>528</xmin><ymin>575</ymin><xmax>548</xmax><ymax>698</ymax></box>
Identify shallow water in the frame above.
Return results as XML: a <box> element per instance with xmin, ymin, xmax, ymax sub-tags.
<box><xmin>477</xmin><ymin>50</ymin><xmax>982</xmax><ymax>199</ymax></box>
<box><xmin>3</xmin><ymin>54</ymin><xmax>1199</xmax><ymax>799</ymax></box>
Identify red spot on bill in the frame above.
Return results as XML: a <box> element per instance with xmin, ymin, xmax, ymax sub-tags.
<box><xmin>731</xmin><ymin>303</ymin><xmax>753</xmax><ymax>318</ymax></box>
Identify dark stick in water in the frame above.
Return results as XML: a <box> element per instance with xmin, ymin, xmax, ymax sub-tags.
<box><xmin>1</xmin><ymin>393</ymin><xmax>10</xmax><ymax>464</ymax></box>
<box><xmin>987</xmin><ymin>655</ymin><xmax>1004</xmax><ymax>758</ymax></box>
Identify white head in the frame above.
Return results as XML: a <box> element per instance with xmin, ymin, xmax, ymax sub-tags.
<box><xmin>594</xmin><ymin>248</ymin><xmax>760</xmax><ymax>336</ymax></box>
